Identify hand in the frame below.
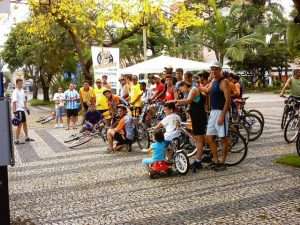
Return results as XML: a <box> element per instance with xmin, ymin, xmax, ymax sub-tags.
<box><xmin>26</xmin><ymin>109</ymin><xmax>30</xmax><ymax>115</ymax></box>
<box><xmin>279</xmin><ymin>93</ymin><xmax>284</xmax><ymax>97</ymax></box>
<box><xmin>217</xmin><ymin>114</ymin><xmax>225</xmax><ymax>126</ymax></box>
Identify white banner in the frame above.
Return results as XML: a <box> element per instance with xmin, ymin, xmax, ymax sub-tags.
<box><xmin>0</xmin><ymin>0</ymin><xmax>10</xmax><ymax>14</ymax></box>
<box><xmin>91</xmin><ymin>46</ymin><xmax>120</xmax><ymax>93</ymax></box>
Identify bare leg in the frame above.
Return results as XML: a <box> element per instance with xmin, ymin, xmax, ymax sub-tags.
<box><xmin>23</xmin><ymin>122</ymin><xmax>29</xmax><ymax>138</ymax></box>
<box><xmin>220</xmin><ymin>137</ymin><xmax>230</xmax><ymax>164</ymax></box>
<box><xmin>206</xmin><ymin>135</ymin><xmax>218</xmax><ymax>163</ymax></box>
<box><xmin>67</xmin><ymin>116</ymin><xmax>70</xmax><ymax>129</ymax></box>
<box><xmin>194</xmin><ymin>135</ymin><xmax>205</xmax><ymax>161</ymax></box>
<box><xmin>107</xmin><ymin>129</ymin><xmax>114</xmax><ymax>150</ymax></box>
<box><xmin>16</xmin><ymin>124</ymin><xmax>22</xmax><ymax>141</ymax></box>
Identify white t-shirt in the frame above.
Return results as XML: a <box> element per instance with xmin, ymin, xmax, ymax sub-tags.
<box><xmin>53</xmin><ymin>93</ymin><xmax>65</xmax><ymax>109</ymax></box>
<box><xmin>12</xmin><ymin>88</ymin><xmax>26</xmax><ymax>111</ymax></box>
<box><xmin>160</xmin><ymin>113</ymin><xmax>181</xmax><ymax>141</ymax></box>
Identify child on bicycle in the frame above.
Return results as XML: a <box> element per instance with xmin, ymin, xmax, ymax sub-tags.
<box><xmin>80</xmin><ymin>104</ymin><xmax>103</xmax><ymax>133</ymax></box>
<box><xmin>142</xmin><ymin>129</ymin><xmax>168</xmax><ymax>166</ymax></box>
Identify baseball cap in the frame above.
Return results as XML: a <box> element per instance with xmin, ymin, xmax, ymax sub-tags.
<box><xmin>210</xmin><ymin>61</ymin><xmax>222</xmax><ymax>69</ymax></box>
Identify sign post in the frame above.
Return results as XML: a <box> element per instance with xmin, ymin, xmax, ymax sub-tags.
<box><xmin>0</xmin><ymin>71</ymin><xmax>12</xmax><ymax>225</ymax></box>
<box><xmin>91</xmin><ymin>46</ymin><xmax>120</xmax><ymax>93</ymax></box>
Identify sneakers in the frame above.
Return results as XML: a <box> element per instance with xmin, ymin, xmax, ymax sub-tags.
<box><xmin>191</xmin><ymin>160</ymin><xmax>203</xmax><ymax>173</ymax></box>
<box><xmin>25</xmin><ymin>138</ymin><xmax>35</xmax><ymax>142</ymax></box>
<box><xmin>208</xmin><ymin>162</ymin><xmax>227</xmax><ymax>171</ymax></box>
<box><xmin>14</xmin><ymin>140</ymin><xmax>25</xmax><ymax>145</ymax></box>
<box><xmin>59</xmin><ymin>124</ymin><xmax>64</xmax><ymax>128</ymax></box>
<box><xmin>55</xmin><ymin>124</ymin><xmax>59</xmax><ymax>128</ymax></box>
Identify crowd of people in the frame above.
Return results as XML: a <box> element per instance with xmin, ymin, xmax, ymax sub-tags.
<box><xmin>11</xmin><ymin>62</ymin><xmax>247</xmax><ymax>171</ymax></box>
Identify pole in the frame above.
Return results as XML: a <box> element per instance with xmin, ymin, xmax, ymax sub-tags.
<box><xmin>143</xmin><ymin>26</ymin><xmax>147</xmax><ymax>61</ymax></box>
<box><xmin>0</xmin><ymin>71</ymin><xmax>10</xmax><ymax>225</ymax></box>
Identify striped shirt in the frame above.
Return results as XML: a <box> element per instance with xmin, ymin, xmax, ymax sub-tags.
<box><xmin>64</xmin><ymin>89</ymin><xmax>80</xmax><ymax>109</ymax></box>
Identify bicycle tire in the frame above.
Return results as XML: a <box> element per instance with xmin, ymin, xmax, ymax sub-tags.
<box><xmin>281</xmin><ymin>105</ymin><xmax>289</xmax><ymax>130</ymax></box>
<box><xmin>248</xmin><ymin>109</ymin><xmax>264</xmax><ymax>127</ymax></box>
<box><xmin>41</xmin><ymin>117</ymin><xmax>55</xmax><ymax>124</ymax></box>
<box><xmin>64</xmin><ymin>133</ymin><xmax>85</xmax><ymax>143</ymax></box>
<box><xmin>284</xmin><ymin>116</ymin><xmax>300</xmax><ymax>144</ymax></box>
<box><xmin>242</xmin><ymin>113</ymin><xmax>263</xmax><ymax>141</ymax></box>
<box><xmin>69</xmin><ymin>135</ymin><xmax>93</xmax><ymax>148</ymax></box>
<box><xmin>174</xmin><ymin>151</ymin><xmax>189</xmax><ymax>175</ymax></box>
<box><xmin>230</xmin><ymin>123</ymin><xmax>250</xmax><ymax>144</ymax></box>
<box><xmin>224</xmin><ymin>130</ymin><xmax>248</xmax><ymax>166</ymax></box>
<box><xmin>296</xmin><ymin>133</ymin><xmax>300</xmax><ymax>156</ymax></box>
<box><xmin>136</xmin><ymin>124</ymin><xmax>150</xmax><ymax>150</ymax></box>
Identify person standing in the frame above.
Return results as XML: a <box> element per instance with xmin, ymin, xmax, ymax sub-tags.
<box><xmin>64</xmin><ymin>83</ymin><xmax>80</xmax><ymax>130</ymax></box>
<box><xmin>206</xmin><ymin>62</ymin><xmax>231</xmax><ymax>171</ymax></box>
<box><xmin>130</xmin><ymin>75</ymin><xmax>143</xmax><ymax>116</ymax></box>
<box><xmin>280</xmin><ymin>68</ymin><xmax>300</xmax><ymax>98</ymax></box>
<box><xmin>102</xmin><ymin>75</ymin><xmax>112</xmax><ymax>90</ymax></box>
<box><xmin>151</xmin><ymin>75</ymin><xmax>165</xmax><ymax>102</ymax></box>
<box><xmin>12</xmin><ymin>78</ymin><xmax>34</xmax><ymax>144</ymax></box>
<box><xmin>119</xmin><ymin>76</ymin><xmax>130</xmax><ymax>101</ymax></box>
<box><xmin>175</xmin><ymin>81</ymin><xmax>207</xmax><ymax>172</ymax></box>
<box><xmin>53</xmin><ymin>87</ymin><xmax>65</xmax><ymax>128</ymax></box>
<box><xmin>93</xmin><ymin>79</ymin><xmax>110</xmax><ymax>124</ymax></box>
<box><xmin>164</xmin><ymin>74</ymin><xmax>175</xmax><ymax>101</ymax></box>
<box><xmin>79</xmin><ymin>81</ymin><xmax>94</xmax><ymax>124</ymax></box>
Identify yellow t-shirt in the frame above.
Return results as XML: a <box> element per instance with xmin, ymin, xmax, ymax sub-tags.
<box><xmin>130</xmin><ymin>83</ymin><xmax>142</xmax><ymax>107</ymax></box>
<box><xmin>94</xmin><ymin>87</ymin><xmax>109</xmax><ymax>111</ymax></box>
<box><xmin>80</xmin><ymin>87</ymin><xmax>94</xmax><ymax>104</ymax></box>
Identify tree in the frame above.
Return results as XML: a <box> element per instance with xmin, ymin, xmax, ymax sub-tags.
<box><xmin>1</xmin><ymin>21</ymin><xmax>75</xmax><ymax>101</ymax></box>
<box><xmin>28</xmin><ymin>0</ymin><xmax>204</xmax><ymax>80</ymax></box>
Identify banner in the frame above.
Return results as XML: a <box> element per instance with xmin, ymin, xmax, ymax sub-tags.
<box><xmin>0</xmin><ymin>0</ymin><xmax>10</xmax><ymax>14</ymax></box>
<box><xmin>91</xmin><ymin>46</ymin><xmax>120</xmax><ymax>93</ymax></box>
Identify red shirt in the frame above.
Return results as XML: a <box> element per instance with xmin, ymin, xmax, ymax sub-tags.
<box><xmin>165</xmin><ymin>87</ymin><xmax>175</xmax><ymax>101</ymax></box>
<box><xmin>155</xmin><ymin>82</ymin><xmax>165</xmax><ymax>101</ymax></box>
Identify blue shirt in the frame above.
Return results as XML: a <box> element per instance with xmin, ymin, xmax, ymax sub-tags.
<box><xmin>64</xmin><ymin>89</ymin><xmax>80</xmax><ymax>109</ymax></box>
<box><xmin>151</xmin><ymin>141</ymin><xmax>168</xmax><ymax>161</ymax></box>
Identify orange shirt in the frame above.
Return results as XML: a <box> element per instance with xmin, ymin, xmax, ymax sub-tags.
<box><xmin>115</xmin><ymin>116</ymin><xmax>125</xmax><ymax>134</ymax></box>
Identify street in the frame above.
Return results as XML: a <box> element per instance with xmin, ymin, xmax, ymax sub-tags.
<box><xmin>8</xmin><ymin>93</ymin><xmax>300</xmax><ymax>225</ymax></box>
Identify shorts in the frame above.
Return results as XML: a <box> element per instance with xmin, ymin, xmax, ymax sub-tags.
<box><xmin>206</xmin><ymin>110</ymin><xmax>229</xmax><ymax>138</ymax></box>
<box><xmin>15</xmin><ymin>111</ymin><xmax>26</xmax><ymax>123</ymax></box>
<box><xmin>190</xmin><ymin>111</ymin><xmax>207</xmax><ymax>135</ymax></box>
<box><xmin>98</xmin><ymin>110</ymin><xmax>111</xmax><ymax>120</ymax></box>
<box><xmin>66</xmin><ymin>109</ymin><xmax>78</xmax><ymax>118</ymax></box>
<box><xmin>114</xmin><ymin>132</ymin><xmax>132</xmax><ymax>146</ymax></box>
<box><xmin>55</xmin><ymin>107</ymin><xmax>64</xmax><ymax>118</ymax></box>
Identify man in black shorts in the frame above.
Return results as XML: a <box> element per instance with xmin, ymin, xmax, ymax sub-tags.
<box><xmin>12</xmin><ymin>79</ymin><xmax>34</xmax><ymax>144</ymax></box>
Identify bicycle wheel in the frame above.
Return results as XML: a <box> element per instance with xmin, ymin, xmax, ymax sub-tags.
<box><xmin>230</xmin><ymin>123</ymin><xmax>249</xmax><ymax>144</ymax></box>
<box><xmin>99</xmin><ymin>127</ymin><xmax>108</xmax><ymax>143</ymax></box>
<box><xmin>296</xmin><ymin>133</ymin><xmax>300</xmax><ymax>156</ymax></box>
<box><xmin>284</xmin><ymin>116</ymin><xmax>300</xmax><ymax>144</ymax></box>
<box><xmin>248</xmin><ymin>109</ymin><xmax>264</xmax><ymax>127</ymax></box>
<box><xmin>281</xmin><ymin>105</ymin><xmax>289</xmax><ymax>130</ymax></box>
<box><xmin>221</xmin><ymin>130</ymin><xmax>248</xmax><ymax>166</ymax></box>
<box><xmin>64</xmin><ymin>133</ymin><xmax>85</xmax><ymax>143</ymax></box>
<box><xmin>174</xmin><ymin>151</ymin><xmax>189</xmax><ymax>175</ymax></box>
<box><xmin>242</xmin><ymin>113</ymin><xmax>263</xmax><ymax>141</ymax></box>
<box><xmin>41</xmin><ymin>117</ymin><xmax>54</xmax><ymax>124</ymax></box>
<box><xmin>136</xmin><ymin>124</ymin><xmax>150</xmax><ymax>150</ymax></box>
<box><xmin>69</xmin><ymin>135</ymin><xmax>93</xmax><ymax>148</ymax></box>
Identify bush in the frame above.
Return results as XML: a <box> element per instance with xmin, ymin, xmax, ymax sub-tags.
<box><xmin>29</xmin><ymin>99</ymin><xmax>54</xmax><ymax>107</ymax></box>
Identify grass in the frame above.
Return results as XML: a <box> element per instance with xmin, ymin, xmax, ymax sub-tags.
<box><xmin>29</xmin><ymin>99</ymin><xmax>54</xmax><ymax>107</ymax></box>
<box><xmin>276</xmin><ymin>154</ymin><xmax>300</xmax><ymax>168</ymax></box>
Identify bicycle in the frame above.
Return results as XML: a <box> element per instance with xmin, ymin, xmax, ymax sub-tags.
<box><xmin>173</xmin><ymin>122</ymin><xmax>248</xmax><ymax>166</ymax></box>
<box><xmin>283</xmin><ymin>97</ymin><xmax>300</xmax><ymax>143</ymax></box>
<box><xmin>281</xmin><ymin>96</ymin><xmax>300</xmax><ymax>130</ymax></box>
<box><xmin>64</xmin><ymin>121</ymin><xmax>108</xmax><ymax>148</ymax></box>
<box><xmin>36</xmin><ymin>112</ymin><xmax>56</xmax><ymax>124</ymax></box>
<box><xmin>295</xmin><ymin>130</ymin><xmax>300</xmax><ymax>156</ymax></box>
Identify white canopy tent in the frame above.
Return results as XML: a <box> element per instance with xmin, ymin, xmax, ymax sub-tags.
<box><xmin>120</xmin><ymin>55</ymin><xmax>212</xmax><ymax>75</ymax></box>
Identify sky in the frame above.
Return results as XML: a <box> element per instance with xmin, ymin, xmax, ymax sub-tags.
<box><xmin>0</xmin><ymin>0</ymin><xmax>296</xmax><ymax>47</ymax></box>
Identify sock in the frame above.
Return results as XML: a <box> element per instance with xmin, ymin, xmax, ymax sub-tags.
<box><xmin>195</xmin><ymin>159</ymin><xmax>201</xmax><ymax>163</ymax></box>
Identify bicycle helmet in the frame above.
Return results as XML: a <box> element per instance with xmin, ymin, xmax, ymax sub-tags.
<box><xmin>12</xmin><ymin>117</ymin><xmax>21</xmax><ymax>127</ymax></box>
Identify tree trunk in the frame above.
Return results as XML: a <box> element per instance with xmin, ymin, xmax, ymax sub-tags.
<box><xmin>32</xmin><ymin>82</ymin><xmax>38</xmax><ymax>99</ymax></box>
<box><xmin>42</xmin><ymin>86</ymin><xmax>50</xmax><ymax>102</ymax></box>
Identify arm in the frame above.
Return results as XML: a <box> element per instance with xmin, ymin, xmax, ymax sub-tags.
<box><xmin>235</xmin><ymin>83</ymin><xmax>241</xmax><ymax>97</ymax></box>
<box><xmin>280</xmin><ymin>78</ymin><xmax>292</xmax><ymax>96</ymax></box>
<box><xmin>12</xmin><ymin>91</ymin><xmax>17</xmax><ymax>113</ymax></box>
<box><xmin>153</xmin><ymin>122</ymin><xmax>164</xmax><ymax>130</ymax></box>
<box><xmin>176</xmin><ymin>88</ymin><xmax>197</xmax><ymax>105</ymax></box>
<box><xmin>218</xmin><ymin>79</ymin><xmax>231</xmax><ymax>125</ymax></box>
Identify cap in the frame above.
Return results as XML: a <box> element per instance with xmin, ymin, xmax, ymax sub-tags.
<box><xmin>103</xmin><ymin>89</ymin><xmax>112</xmax><ymax>95</ymax></box>
<box><xmin>153</xmin><ymin>74</ymin><xmax>161</xmax><ymax>79</ymax></box>
<box><xmin>210</xmin><ymin>61</ymin><xmax>222</xmax><ymax>69</ymax></box>
<box><xmin>117</xmin><ymin>104</ymin><xmax>128</xmax><ymax>110</ymax></box>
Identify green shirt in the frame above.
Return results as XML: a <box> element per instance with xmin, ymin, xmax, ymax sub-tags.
<box><xmin>291</xmin><ymin>77</ymin><xmax>300</xmax><ymax>97</ymax></box>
